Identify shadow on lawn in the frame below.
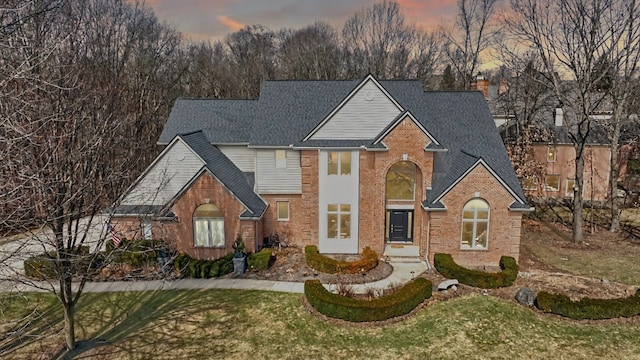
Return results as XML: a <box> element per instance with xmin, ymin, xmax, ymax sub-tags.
<box><xmin>2</xmin><ymin>289</ymin><xmax>235</xmax><ymax>359</ymax></box>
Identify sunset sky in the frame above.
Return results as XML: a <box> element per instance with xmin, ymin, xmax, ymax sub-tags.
<box><xmin>142</xmin><ymin>0</ymin><xmax>459</xmax><ymax>41</ymax></box>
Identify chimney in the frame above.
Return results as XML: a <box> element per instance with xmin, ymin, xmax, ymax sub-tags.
<box><xmin>554</xmin><ymin>107</ymin><xmax>564</xmax><ymax>127</ymax></box>
<box><xmin>472</xmin><ymin>73</ymin><xmax>489</xmax><ymax>100</ymax></box>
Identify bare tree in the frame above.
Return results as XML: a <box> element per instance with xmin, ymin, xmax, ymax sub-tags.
<box><xmin>491</xmin><ymin>53</ymin><xmax>556</xmax><ymax>182</ymax></box>
<box><xmin>442</xmin><ymin>0</ymin><xmax>499</xmax><ymax>89</ymax></box>
<box><xmin>224</xmin><ymin>25</ymin><xmax>278</xmax><ymax>98</ymax></box>
<box><xmin>279</xmin><ymin>22</ymin><xmax>343</xmax><ymax>80</ymax></box>
<box><xmin>0</xmin><ymin>0</ymin><xmax>183</xmax><ymax>353</ymax></box>
<box><xmin>603</xmin><ymin>0</ymin><xmax>640</xmax><ymax>232</ymax></box>
<box><xmin>506</xmin><ymin>0</ymin><xmax>626</xmax><ymax>242</ymax></box>
<box><xmin>341</xmin><ymin>0</ymin><xmax>442</xmax><ymax>80</ymax></box>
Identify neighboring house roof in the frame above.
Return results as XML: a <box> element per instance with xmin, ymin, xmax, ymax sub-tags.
<box><xmin>160</xmin><ymin>76</ymin><xmax>529</xmax><ymax>208</ymax></box>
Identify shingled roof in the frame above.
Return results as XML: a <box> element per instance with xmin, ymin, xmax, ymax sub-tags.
<box><xmin>160</xmin><ymin>77</ymin><xmax>529</xmax><ymax>208</ymax></box>
<box><xmin>178</xmin><ymin>131</ymin><xmax>267</xmax><ymax>219</ymax></box>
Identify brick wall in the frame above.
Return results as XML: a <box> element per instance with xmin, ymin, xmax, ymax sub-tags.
<box><xmin>300</xmin><ymin>149</ymin><xmax>319</xmax><ymax>246</ymax></box>
<box><xmin>167</xmin><ymin>171</ymin><xmax>259</xmax><ymax>260</ymax></box>
<box><xmin>260</xmin><ymin>194</ymin><xmax>303</xmax><ymax>247</ymax></box>
<box><xmin>428</xmin><ymin>164</ymin><xmax>522</xmax><ymax>267</ymax></box>
<box><xmin>526</xmin><ymin>144</ymin><xmax>611</xmax><ymax>201</ymax></box>
<box><xmin>359</xmin><ymin>116</ymin><xmax>434</xmax><ymax>256</ymax></box>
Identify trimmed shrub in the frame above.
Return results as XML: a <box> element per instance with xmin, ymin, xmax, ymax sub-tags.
<box><xmin>248</xmin><ymin>248</ymin><xmax>273</xmax><ymax>270</ymax></box>
<box><xmin>434</xmin><ymin>253</ymin><xmax>518</xmax><ymax>289</ymax></box>
<box><xmin>175</xmin><ymin>252</ymin><xmax>234</xmax><ymax>278</ymax></box>
<box><xmin>111</xmin><ymin>239</ymin><xmax>168</xmax><ymax>267</ymax></box>
<box><xmin>304</xmin><ymin>277</ymin><xmax>432</xmax><ymax>322</ymax></box>
<box><xmin>24</xmin><ymin>246</ymin><xmax>101</xmax><ymax>280</ymax></box>
<box><xmin>305</xmin><ymin>245</ymin><xmax>378</xmax><ymax>274</ymax></box>
<box><xmin>536</xmin><ymin>290</ymin><xmax>640</xmax><ymax>320</ymax></box>
<box><xmin>24</xmin><ymin>254</ymin><xmax>57</xmax><ymax>279</ymax></box>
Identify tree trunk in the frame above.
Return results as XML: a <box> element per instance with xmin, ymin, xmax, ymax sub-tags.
<box><xmin>573</xmin><ymin>153</ymin><xmax>585</xmax><ymax>243</ymax></box>
<box><xmin>63</xmin><ymin>300</ymin><xmax>75</xmax><ymax>351</ymax></box>
<box><xmin>60</xmin><ymin>254</ymin><xmax>76</xmax><ymax>351</ymax></box>
<box><xmin>609</xmin><ymin>113</ymin><xmax>623</xmax><ymax>233</ymax></box>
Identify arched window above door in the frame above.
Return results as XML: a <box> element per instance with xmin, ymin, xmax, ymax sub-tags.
<box><xmin>386</xmin><ymin>161</ymin><xmax>416</xmax><ymax>200</ymax></box>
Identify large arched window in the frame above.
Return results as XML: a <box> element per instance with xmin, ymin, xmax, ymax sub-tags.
<box><xmin>461</xmin><ymin>198</ymin><xmax>489</xmax><ymax>249</ymax></box>
<box><xmin>386</xmin><ymin>162</ymin><xmax>416</xmax><ymax>200</ymax></box>
<box><xmin>193</xmin><ymin>204</ymin><xmax>225</xmax><ymax>247</ymax></box>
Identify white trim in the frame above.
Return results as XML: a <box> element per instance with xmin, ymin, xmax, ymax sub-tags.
<box><xmin>433</xmin><ymin>159</ymin><xmax>527</xmax><ymax>205</ymax></box>
<box><xmin>373</xmin><ymin>111</ymin><xmax>440</xmax><ymax>146</ymax></box>
<box><xmin>386</xmin><ymin>204</ymin><xmax>415</xmax><ymax>210</ymax></box>
<box><xmin>302</xmin><ymin>75</ymin><xmax>404</xmax><ymax>141</ymax></box>
<box><xmin>508</xmin><ymin>201</ymin><xmax>535</xmax><ymax>212</ymax></box>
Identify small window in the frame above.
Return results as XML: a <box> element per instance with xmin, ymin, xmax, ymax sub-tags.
<box><xmin>544</xmin><ymin>175</ymin><xmax>560</xmax><ymax>192</ymax></box>
<box><xmin>277</xmin><ymin>201</ymin><xmax>289</xmax><ymax>221</ymax></box>
<box><xmin>275</xmin><ymin>150</ymin><xmax>286</xmax><ymax>169</ymax></box>
<box><xmin>327</xmin><ymin>152</ymin><xmax>351</xmax><ymax>176</ymax></box>
<box><xmin>522</xmin><ymin>175</ymin><xmax>538</xmax><ymax>191</ymax></box>
<box><xmin>547</xmin><ymin>146</ymin><xmax>557</xmax><ymax>162</ymax></box>
<box><xmin>566</xmin><ymin>179</ymin><xmax>575</xmax><ymax>197</ymax></box>
<box><xmin>327</xmin><ymin>203</ymin><xmax>351</xmax><ymax>239</ymax></box>
<box><xmin>141</xmin><ymin>219</ymin><xmax>152</xmax><ymax>240</ymax></box>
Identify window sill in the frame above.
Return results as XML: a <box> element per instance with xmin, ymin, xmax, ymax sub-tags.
<box><xmin>460</xmin><ymin>246</ymin><xmax>488</xmax><ymax>251</ymax></box>
<box><xmin>194</xmin><ymin>245</ymin><xmax>226</xmax><ymax>249</ymax></box>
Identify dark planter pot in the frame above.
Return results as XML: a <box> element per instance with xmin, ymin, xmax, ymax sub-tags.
<box><xmin>233</xmin><ymin>256</ymin><xmax>246</xmax><ymax>275</ymax></box>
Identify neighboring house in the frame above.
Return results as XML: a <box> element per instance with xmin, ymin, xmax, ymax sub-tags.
<box><xmin>112</xmin><ymin>75</ymin><xmax>532</xmax><ymax>268</ymax></box>
<box><xmin>474</xmin><ymin>74</ymin><xmax>616</xmax><ymax>203</ymax></box>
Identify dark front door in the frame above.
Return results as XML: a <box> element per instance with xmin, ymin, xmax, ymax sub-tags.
<box><xmin>388</xmin><ymin>210</ymin><xmax>413</xmax><ymax>242</ymax></box>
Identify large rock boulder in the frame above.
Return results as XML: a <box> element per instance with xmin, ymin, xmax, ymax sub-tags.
<box><xmin>438</xmin><ymin>279</ymin><xmax>459</xmax><ymax>291</ymax></box>
<box><xmin>515</xmin><ymin>287</ymin><xmax>536</xmax><ymax>306</ymax></box>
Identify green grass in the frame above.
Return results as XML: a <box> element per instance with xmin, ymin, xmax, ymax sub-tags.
<box><xmin>522</xmin><ymin>219</ymin><xmax>640</xmax><ymax>285</ymax></box>
<box><xmin>3</xmin><ymin>290</ymin><xmax>640</xmax><ymax>359</ymax></box>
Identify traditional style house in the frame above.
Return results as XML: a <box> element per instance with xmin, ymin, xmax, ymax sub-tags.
<box><xmin>112</xmin><ymin>75</ymin><xmax>532</xmax><ymax>268</ymax></box>
<box><xmin>477</xmin><ymin>74</ymin><xmax>616</xmax><ymax>203</ymax></box>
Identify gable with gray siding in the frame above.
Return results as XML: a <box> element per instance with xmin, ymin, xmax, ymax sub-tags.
<box><xmin>122</xmin><ymin>139</ymin><xmax>204</xmax><ymax>206</ymax></box>
<box><xmin>255</xmin><ymin>149</ymin><xmax>302</xmax><ymax>194</ymax></box>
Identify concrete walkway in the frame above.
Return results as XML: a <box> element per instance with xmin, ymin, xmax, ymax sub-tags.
<box><xmin>1</xmin><ymin>261</ymin><xmax>429</xmax><ymax>295</ymax></box>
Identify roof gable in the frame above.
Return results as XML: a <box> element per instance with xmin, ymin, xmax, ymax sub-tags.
<box><xmin>433</xmin><ymin>157</ymin><xmax>527</xmax><ymax>206</ymax></box>
<box><xmin>372</xmin><ymin>111</ymin><xmax>441</xmax><ymax>147</ymax></box>
<box><xmin>120</xmin><ymin>135</ymin><xmax>206</xmax><ymax>207</ymax></box>
<box><xmin>178</xmin><ymin>131</ymin><xmax>267</xmax><ymax>219</ymax></box>
<box><xmin>304</xmin><ymin>75</ymin><xmax>404</xmax><ymax>140</ymax></box>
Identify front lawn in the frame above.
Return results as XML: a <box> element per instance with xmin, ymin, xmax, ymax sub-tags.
<box><xmin>3</xmin><ymin>289</ymin><xmax>640</xmax><ymax>359</ymax></box>
<box><xmin>522</xmin><ymin>219</ymin><xmax>640</xmax><ymax>285</ymax></box>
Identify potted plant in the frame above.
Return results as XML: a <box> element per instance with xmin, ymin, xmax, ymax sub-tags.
<box><xmin>232</xmin><ymin>235</ymin><xmax>247</xmax><ymax>275</ymax></box>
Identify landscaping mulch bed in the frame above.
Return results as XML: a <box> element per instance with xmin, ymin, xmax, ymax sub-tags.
<box><xmin>237</xmin><ymin>246</ymin><xmax>394</xmax><ymax>285</ymax></box>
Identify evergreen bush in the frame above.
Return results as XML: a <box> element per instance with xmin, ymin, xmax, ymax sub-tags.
<box><xmin>434</xmin><ymin>253</ymin><xmax>518</xmax><ymax>288</ymax></box>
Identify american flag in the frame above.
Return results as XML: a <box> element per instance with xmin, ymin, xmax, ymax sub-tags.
<box><xmin>108</xmin><ymin>223</ymin><xmax>123</xmax><ymax>247</ymax></box>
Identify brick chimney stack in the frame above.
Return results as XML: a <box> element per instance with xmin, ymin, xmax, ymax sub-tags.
<box><xmin>471</xmin><ymin>73</ymin><xmax>489</xmax><ymax>100</ymax></box>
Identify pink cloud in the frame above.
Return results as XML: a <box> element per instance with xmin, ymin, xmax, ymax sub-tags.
<box><xmin>396</xmin><ymin>0</ymin><xmax>457</xmax><ymax>29</ymax></box>
<box><xmin>217</xmin><ymin>15</ymin><xmax>244</xmax><ymax>32</ymax></box>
